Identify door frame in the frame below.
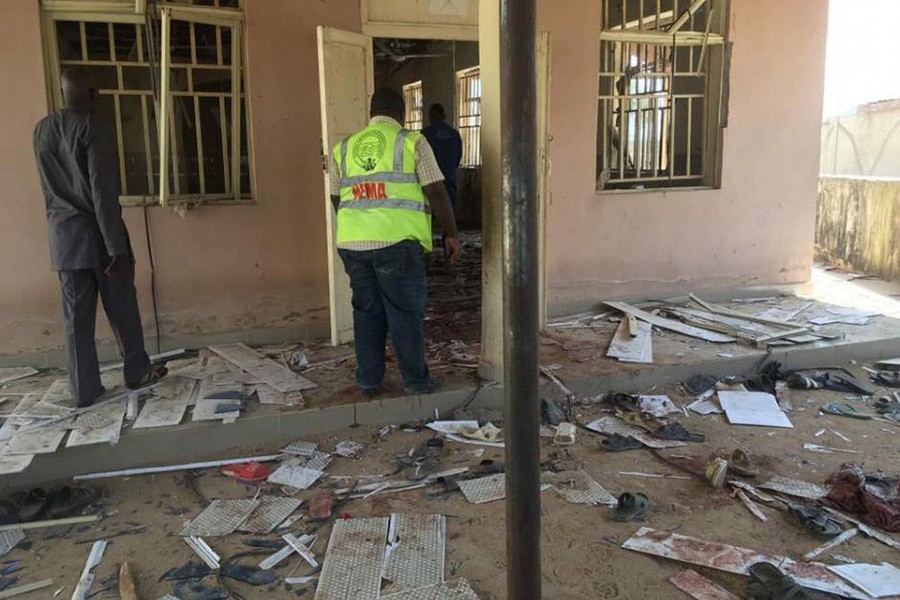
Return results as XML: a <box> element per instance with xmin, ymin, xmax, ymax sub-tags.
<box><xmin>320</xmin><ymin>17</ymin><xmax>552</xmax><ymax>348</ymax></box>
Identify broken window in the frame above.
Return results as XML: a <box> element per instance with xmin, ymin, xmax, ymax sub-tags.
<box><xmin>41</xmin><ymin>0</ymin><xmax>251</xmax><ymax>206</ymax></box>
<box><xmin>457</xmin><ymin>66</ymin><xmax>482</xmax><ymax>168</ymax></box>
<box><xmin>403</xmin><ymin>81</ymin><xmax>424</xmax><ymax>130</ymax></box>
<box><xmin>598</xmin><ymin>0</ymin><xmax>729</xmax><ymax>191</ymax></box>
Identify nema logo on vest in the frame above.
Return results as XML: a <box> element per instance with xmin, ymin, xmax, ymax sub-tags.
<box><xmin>353</xmin><ymin>131</ymin><xmax>387</xmax><ymax>171</ymax></box>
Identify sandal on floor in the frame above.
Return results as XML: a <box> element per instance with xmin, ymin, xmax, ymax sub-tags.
<box><xmin>8</xmin><ymin>488</ymin><xmax>51</xmax><ymax>522</ymax></box>
<box><xmin>730</xmin><ymin>449</ymin><xmax>759</xmax><ymax>477</ymax></box>
<box><xmin>654</xmin><ymin>423</ymin><xmax>705</xmax><ymax>443</ymax></box>
<box><xmin>611</xmin><ymin>492</ymin><xmax>651</xmax><ymax>522</ymax></box>
<box><xmin>788</xmin><ymin>504</ymin><xmax>843</xmax><ymax>538</ymax></box>
<box><xmin>602</xmin><ymin>434</ymin><xmax>643</xmax><ymax>452</ymax></box>
<box><xmin>126</xmin><ymin>363</ymin><xmax>169</xmax><ymax>391</ymax></box>
<box><xmin>746</xmin><ymin>562</ymin><xmax>810</xmax><ymax>600</ymax></box>
<box><xmin>45</xmin><ymin>486</ymin><xmax>100</xmax><ymax>519</ymax></box>
<box><xmin>820</xmin><ymin>402</ymin><xmax>873</xmax><ymax>420</ymax></box>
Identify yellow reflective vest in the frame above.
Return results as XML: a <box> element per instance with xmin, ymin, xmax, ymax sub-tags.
<box><xmin>333</xmin><ymin>121</ymin><xmax>432</xmax><ymax>252</ymax></box>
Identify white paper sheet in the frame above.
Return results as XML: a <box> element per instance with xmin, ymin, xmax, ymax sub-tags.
<box><xmin>717</xmin><ymin>391</ymin><xmax>793</xmax><ymax>428</ymax></box>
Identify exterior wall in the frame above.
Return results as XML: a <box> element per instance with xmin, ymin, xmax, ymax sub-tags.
<box><xmin>822</xmin><ymin>101</ymin><xmax>900</xmax><ymax>177</ymax></box>
<box><xmin>539</xmin><ymin>0</ymin><xmax>829</xmax><ymax>314</ymax></box>
<box><xmin>817</xmin><ymin>177</ymin><xmax>900</xmax><ymax>282</ymax></box>
<box><xmin>0</xmin><ymin>0</ymin><xmax>361</xmax><ymax>361</ymax></box>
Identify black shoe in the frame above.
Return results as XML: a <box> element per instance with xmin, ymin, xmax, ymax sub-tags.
<box><xmin>126</xmin><ymin>364</ymin><xmax>168</xmax><ymax>390</ymax></box>
<box><xmin>404</xmin><ymin>377</ymin><xmax>443</xmax><ymax>395</ymax></box>
<box><xmin>360</xmin><ymin>386</ymin><xmax>382</xmax><ymax>398</ymax></box>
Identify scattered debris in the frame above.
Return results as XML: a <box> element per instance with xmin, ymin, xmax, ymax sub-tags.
<box><xmin>545</xmin><ymin>470</ymin><xmax>617</xmax><ymax>506</ymax></box>
<box><xmin>239</xmin><ymin>496</ymin><xmax>302</xmax><ymax>534</ymax></box>
<box><xmin>758</xmin><ymin>476</ymin><xmax>828</xmax><ymax>500</ymax></box>
<box><xmin>334</xmin><ymin>441</ymin><xmax>366</xmax><ymax>458</ymax></box>
<box><xmin>611</xmin><ymin>492</ymin><xmax>651</xmax><ymax>522</ymax></box>
<box><xmin>0</xmin><ymin>579</ymin><xmax>54</xmax><ymax>599</ymax></box>
<box><xmin>827</xmin><ymin>464</ymin><xmax>900</xmax><ymax>533</ymax></box>
<box><xmin>553</xmin><ymin>423</ymin><xmax>576</xmax><ymax>446</ymax></box>
<box><xmin>803</xmin><ymin>443</ymin><xmax>862</xmax><ymax>455</ymax></box>
<box><xmin>621</xmin><ymin>527</ymin><xmax>875</xmax><ymax>599</ymax></box>
<box><xmin>315</xmin><ymin>517</ymin><xmax>389</xmax><ymax>600</ymax></box>
<box><xmin>383</xmin><ymin>514</ymin><xmax>446</xmax><ymax>589</ymax></box>
<box><xmin>74</xmin><ymin>454</ymin><xmax>284</xmax><ymax>481</ymax></box>
<box><xmin>606</xmin><ymin>318</ymin><xmax>653</xmax><ymax>364</ymax></box>
<box><xmin>267</xmin><ymin>460</ymin><xmax>325</xmax><ymax>491</ymax></box>
<box><xmin>184</xmin><ymin>537</ymin><xmax>220</xmax><ymax>570</ymax></box>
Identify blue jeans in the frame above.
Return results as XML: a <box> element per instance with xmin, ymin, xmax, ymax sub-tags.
<box><xmin>338</xmin><ymin>240</ymin><xmax>430</xmax><ymax>390</ymax></box>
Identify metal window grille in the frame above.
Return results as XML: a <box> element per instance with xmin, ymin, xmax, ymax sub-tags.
<box><xmin>457</xmin><ymin>66</ymin><xmax>481</xmax><ymax>167</ymax></box>
<box><xmin>403</xmin><ymin>81</ymin><xmax>424</xmax><ymax>130</ymax></box>
<box><xmin>598</xmin><ymin>0</ymin><xmax>726</xmax><ymax>190</ymax></box>
<box><xmin>43</xmin><ymin>0</ymin><xmax>250</xmax><ymax>205</ymax></box>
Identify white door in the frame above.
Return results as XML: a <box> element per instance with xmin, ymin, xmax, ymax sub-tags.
<box><xmin>317</xmin><ymin>27</ymin><xmax>375</xmax><ymax>345</ymax></box>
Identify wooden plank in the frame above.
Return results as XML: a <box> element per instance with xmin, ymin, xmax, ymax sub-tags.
<box><xmin>209</xmin><ymin>344</ymin><xmax>317</xmax><ymax>393</ymax></box>
<box><xmin>118</xmin><ymin>562</ymin><xmax>139</xmax><ymax>600</ymax></box>
<box><xmin>605</xmin><ymin>302</ymin><xmax>736</xmax><ymax>343</ymax></box>
<box><xmin>607</xmin><ymin>320</ymin><xmax>653</xmax><ymax>364</ymax></box>
<box><xmin>0</xmin><ymin>579</ymin><xmax>54</xmax><ymax>599</ymax></box>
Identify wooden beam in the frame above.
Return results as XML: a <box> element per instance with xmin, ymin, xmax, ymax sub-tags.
<box><xmin>688</xmin><ymin>294</ymin><xmax>800</xmax><ymax>328</ymax></box>
<box><xmin>601</xmin><ymin>29</ymin><xmax>723</xmax><ymax>46</ymax></box>
<box><xmin>118</xmin><ymin>563</ymin><xmax>139</xmax><ymax>600</ymax></box>
<box><xmin>670</xmin><ymin>0</ymin><xmax>708</xmax><ymax>33</ymax></box>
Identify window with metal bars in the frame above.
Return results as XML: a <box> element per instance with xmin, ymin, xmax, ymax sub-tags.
<box><xmin>403</xmin><ymin>81</ymin><xmax>424</xmax><ymax>130</ymax></box>
<box><xmin>597</xmin><ymin>0</ymin><xmax>728</xmax><ymax>191</ymax></box>
<box><xmin>42</xmin><ymin>0</ymin><xmax>250</xmax><ymax>205</ymax></box>
<box><xmin>457</xmin><ymin>66</ymin><xmax>482</xmax><ymax>168</ymax></box>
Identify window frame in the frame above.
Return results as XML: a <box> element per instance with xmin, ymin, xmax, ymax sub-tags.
<box><xmin>597</xmin><ymin>0</ymin><xmax>729</xmax><ymax>193</ymax></box>
<box><xmin>402</xmin><ymin>80</ymin><xmax>424</xmax><ymax>131</ymax></box>
<box><xmin>456</xmin><ymin>65</ymin><xmax>482</xmax><ymax>168</ymax></box>
<box><xmin>40</xmin><ymin>0</ymin><xmax>251</xmax><ymax>207</ymax></box>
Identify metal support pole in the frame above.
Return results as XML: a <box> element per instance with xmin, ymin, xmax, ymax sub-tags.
<box><xmin>500</xmin><ymin>1</ymin><xmax>541</xmax><ymax>599</ymax></box>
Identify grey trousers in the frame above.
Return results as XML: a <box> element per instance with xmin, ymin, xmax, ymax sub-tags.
<box><xmin>57</xmin><ymin>261</ymin><xmax>150</xmax><ymax>406</ymax></box>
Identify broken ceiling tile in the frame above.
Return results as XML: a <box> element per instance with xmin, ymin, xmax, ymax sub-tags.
<box><xmin>209</xmin><ymin>343</ymin><xmax>317</xmax><ymax>393</ymax></box>
<box><xmin>0</xmin><ymin>367</ymin><xmax>39</xmax><ymax>385</ymax></box>
<box><xmin>757</xmin><ymin>475</ymin><xmax>828</xmax><ymax>500</ymax></box>
<box><xmin>180</xmin><ymin>499</ymin><xmax>260</xmax><ymax>538</ymax></box>
<box><xmin>383</xmin><ymin>514</ymin><xmax>446</xmax><ymax>589</ymax></box>
<box><xmin>66</xmin><ymin>399</ymin><xmax>127</xmax><ymax>447</ymax></box>
<box><xmin>584</xmin><ymin>416</ymin><xmax>686</xmax><ymax>449</ymax></box>
<box><xmin>0</xmin><ymin>528</ymin><xmax>25</xmax><ymax>558</ymax></box>
<box><xmin>335</xmin><ymin>441</ymin><xmax>366</xmax><ymax>458</ymax></box>
<box><xmin>133</xmin><ymin>380</ymin><xmax>195</xmax><ymax>429</ymax></box>
<box><xmin>305</xmin><ymin>451</ymin><xmax>333</xmax><ymax>472</ymax></box>
<box><xmin>380</xmin><ymin>579</ymin><xmax>481</xmax><ymax>600</ymax></box>
<box><xmin>239</xmin><ymin>496</ymin><xmax>302</xmax><ymax>535</ymax></box>
<box><xmin>545</xmin><ymin>470</ymin><xmax>617</xmax><ymax>506</ymax></box>
<box><xmin>315</xmin><ymin>517</ymin><xmax>390</xmax><ymax>600</ymax></box>
<box><xmin>281</xmin><ymin>440</ymin><xmax>319</xmax><ymax>457</ymax></box>
<box><xmin>828</xmin><ymin>562</ymin><xmax>900</xmax><ymax>598</ymax></box>
<box><xmin>268</xmin><ymin>461</ymin><xmax>324</xmax><ymax>491</ymax></box>
<box><xmin>606</xmin><ymin>318</ymin><xmax>653</xmax><ymax>364</ymax></box>
<box><xmin>457</xmin><ymin>473</ymin><xmax>507</xmax><ymax>504</ymax></box>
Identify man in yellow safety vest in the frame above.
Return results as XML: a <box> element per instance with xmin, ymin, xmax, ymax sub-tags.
<box><xmin>330</xmin><ymin>88</ymin><xmax>461</xmax><ymax>397</ymax></box>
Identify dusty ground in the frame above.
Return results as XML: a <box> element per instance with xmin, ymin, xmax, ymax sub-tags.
<box><xmin>3</xmin><ymin>369</ymin><xmax>898</xmax><ymax>600</ymax></box>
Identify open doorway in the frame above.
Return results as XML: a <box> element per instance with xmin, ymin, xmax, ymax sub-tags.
<box><xmin>373</xmin><ymin>38</ymin><xmax>484</xmax><ymax>362</ymax></box>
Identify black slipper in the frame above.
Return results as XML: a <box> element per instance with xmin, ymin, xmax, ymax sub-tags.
<box><xmin>611</xmin><ymin>492</ymin><xmax>651</xmax><ymax>522</ymax></box>
<box><xmin>45</xmin><ymin>486</ymin><xmax>99</xmax><ymax>519</ymax></box>
<box><xmin>788</xmin><ymin>504</ymin><xmax>842</xmax><ymax>538</ymax></box>
<box><xmin>602</xmin><ymin>434</ymin><xmax>643</xmax><ymax>452</ymax></box>
<box><xmin>654</xmin><ymin>423</ymin><xmax>705</xmax><ymax>443</ymax></box>
<box><xmin>10</xmin><ymin>488</ymin><xmax>51</xmax><ymax>522</ymax></box>
<box><xmin>747</xmin><ymin>562</ymin><xmax>810</xmax><ymax>600</ymax></box>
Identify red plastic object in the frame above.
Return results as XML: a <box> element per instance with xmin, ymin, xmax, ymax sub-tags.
<box><xmin>221</xmin><ymin>462</ymin><xmax>272</xmax><ymax>483</ymax></box>
<box><xmin>308</xmin><ymin>491</ymin><xmax>335</xmax><ymax>520</ymax></box>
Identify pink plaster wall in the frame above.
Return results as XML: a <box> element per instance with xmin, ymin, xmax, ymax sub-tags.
<box><xmin>0</xmin><ymin>0</ymin><xmax>360</xmax><ymax>358</ymax></box>
<box><xmin>540</xmin><ymin>0</ymin><xmax>830</xmax><ymax>313</ymax></box>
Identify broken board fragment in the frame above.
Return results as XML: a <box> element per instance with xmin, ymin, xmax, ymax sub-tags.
<box><xmin>380</xmin><ymin>579</ymin><xmax>481</xmax><ymax>599</ymax></box>
<box><xmin>828</xmin><ymin>563</ymin><xmax>900</xmax><ymax>598</ymax></box>
<box><xmin>605</xmin><ymin>301</ymin><xmax>736</xmax><ymax>343</ymax></box>
<box><xmin>606</xmin><ymin>319</ymin><xmax>653</xmax><ymax>364</ymax></box>
<box><xmin>314</xmin><ymin>517</ymin><xmax>390</xmax><ymax>600</ymax></box>
<box><xmin>584</xmin><ymin>416</ymin><xmax>686</xmax><ymax>449</ymax></box>
<box><xmin>0</xmin><ymin>367</ymin><xmax>39</xmax><ymax>385</ymax></box>
<box><xmin>670</xmin><ymin>570</ymin><xmax>742</xmax><ymax>600</ymax></box>
<box><xmin>268</xmin><ymin>460</ymin><xmax>324</xmax><ymax>490</ymax></box>
<box><xmin>67</xmin><ymin>399</ymin><xmax>127</xmax><ymax>447</ymax></box>
<box><xmin>757</xmin><ymin>475</ymin><xmax>828</xmax><ymax>500</ymax></box>
<box><xmin>209</xmin><ymin>343</ymin><xmax>317</xmax><ymax>393</ymax></box>
<box><xmin>383</xmin><ymin>514</ymin><xmax>446</xmax><ymax>589</ymax></box>
<box><xmin>545</xmin><ymin>470</ymin><xmax>617</xmax><ymax>506</ymax></box>
<box><xmin>622</xmin><ymin>527</ymin><xmax>873</xmax><ymax>600</ymax></box>
<box><xmin>0</xmin><ymin>452</ymin><xmax>34</xmax><ymax>475</ymax></box>
<box><xmin>239</xmin><ymin>496</ymin><xmax>302</xmax><ymax>534</ymax></box>
<box><xmin>180</xmin><ymin>499</ymin><xmax>260</xmax><ymax>537</ymax></box>
<box><xmin>133</xmin><ymin>379</ymin><xmax>195</xmax><ymax>429</ymax></box>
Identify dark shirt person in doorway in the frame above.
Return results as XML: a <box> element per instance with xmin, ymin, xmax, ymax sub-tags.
<box><xmin>422</xmin><ymin>103</ymin><xmax>463</xmax><ymax>207</ymax></box>
<box><xmin>33</xmin><ymin>67</ymin><xmax>167</xmax><ymax>407</ymax></box>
